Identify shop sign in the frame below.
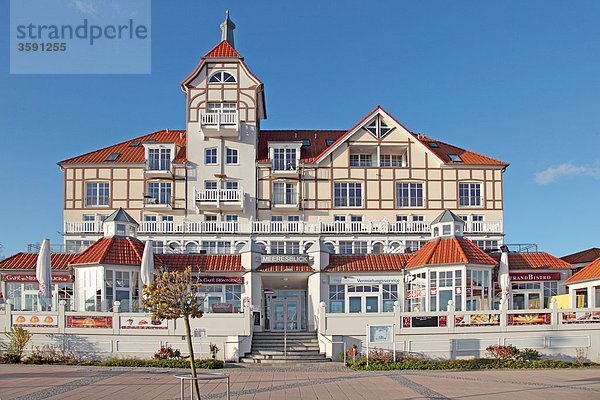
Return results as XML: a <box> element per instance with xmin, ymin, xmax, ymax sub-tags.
<box><xmin>121</xmin><ymin>316</ymin><xmax>167</xmax><ymax>329</ymax></box>
<box><xmin>406</xmin><ymin>289</ymin><xmax>426</xmax><ymax>299</ymax></box>
<box><xmin>1</xmin><ymin>274</ymin><xmax>71</xmax><ymax>283</ymax></box>
<box><xmin>329</xmin><ymin>276</ymin><xmax>403</xmax><ymax>285</ymax></box>
<box><xmin>196</xmin><ymin>276</ymin><xmax>243</xmax><ymax>285</ymax></box>
<box><xmin>260</xmin><ymin>255</ymin><xmax>312</xmax><ymax>264</ymax></box>
<box><xmin>405</xmin><ymin>315</ymin><xmax>446</xmax><ymax>328</ymax></box>
<box><xmin>13</xmin><ymin>314</ymin><xmax>58</xmax><ymax>327</ymax></box>
<box><xmin>211</xmin><ymin>302</ymin><xmax>234</xmax><ymax>313</ymax></box>
<box><xmin>510</xmin><ymin>272</ymin><xmax>561</xmax><ymax>282</ymax></box>
<box><xmin>67</xmin><ymin>316</ymin><xmax>112</xmax><ymax>328</ymax></box>
<box><xmin>368</xmin><ymin>325</ymin><xmax>393</xmax><ymax>343</ymax></box>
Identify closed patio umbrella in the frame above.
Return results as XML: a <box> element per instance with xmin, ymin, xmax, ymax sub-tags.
<box><xmin>140</xmin><ymin>240</ymin><xmax>155</xmax><ymax>287</ymax></box>
<box><xmin>499</xmin><ymin>248</ymin><xmax>510</xmax><ymax>309</ymax></box>
<box><xmin>36</xmin><ymin>238</ymin><xmax>52</xmax><ymax>311</ymax></box>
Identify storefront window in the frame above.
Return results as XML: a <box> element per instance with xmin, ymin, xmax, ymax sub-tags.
<box><xmin>511</xmin><ymin>282</ymin><xmax>543</xmax><ymax>310</ymax></box>
<box><xmin>407</xmin><ymin>272</ymin><xmax>426</xmax><ymax>312</ymax></box>
<box><xmin>466</xmin><ymin>269</ymin><xmax>489</xmax><ymax>311</ymax></box>
<box><xmin>6</xmin><ymin>282</ymin><xmax>74</xmax><ymax>311</ymax></box>
<box><xmin>197</xmin><ymin>284</ymin><xmax>243</xmax><ymax>313</ymax></box>
<box><xmin>543</xmin><ymin>282</ymin><xmax>558</xmax><ymax>308</ymax></box>
<box><xmin>382</xmin><ymin>284</ymin><xmax>398</xmax><ymax>312</ymax></box>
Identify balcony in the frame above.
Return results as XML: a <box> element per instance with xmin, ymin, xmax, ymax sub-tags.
<box><xmin>200</xmin><ymin>111</ymin><xmax>239</xmax><ymax>137</ymax></box>
<box><xmin>195</xmin><ymin>188</ymin><xmax>244</xmax><ymax>209</ymax></box>
<box><xmin>65</xmin><ymin>219</ymin><xmax>504</xmax><ymax>236</ymax></box>
<box><xmin>144</xmin><ymin>161</ymin><xmax>173</xmax><ymax>179</ymax></box>
<box><xmin>143</xmin><ymin>196</ymin><xmax>172</xmax><ymax>210</ymax></box>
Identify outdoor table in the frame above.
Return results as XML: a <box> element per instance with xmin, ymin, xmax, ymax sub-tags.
<box><xmin>174</xmin><ymin>372</ymin><xmax>230</xmax><ymax>400</ymax></box>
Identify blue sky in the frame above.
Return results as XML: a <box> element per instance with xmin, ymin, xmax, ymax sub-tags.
<box><xmin>0</xmin><ymin>0</ymin><xmax>599</xmax><ymax>257</ymax></box>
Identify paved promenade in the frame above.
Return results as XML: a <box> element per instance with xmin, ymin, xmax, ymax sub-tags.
<box><xmin>0</xmin><ymin>364</ymin><xmax>599</xmax><ymax>400</ymax></box>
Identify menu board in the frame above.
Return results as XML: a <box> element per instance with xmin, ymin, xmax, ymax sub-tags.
<box><xmin>121</xmin><ymin>316</ymin><xmax>167</xmax><ymax>329</ymax></box>
<box><xmin>404</xmin><ymin>316</ymin><xmax>447</xmax><ymax>328</ymax></box>
<box><xmin>66</xmin><ymin>316</ymin><xmax>112</xmax><ymax>328</ymax></box>
<box><xmin>13</xmin><ymin>314</ymin><xmax>58</xmax><ymax>327</ymax></box>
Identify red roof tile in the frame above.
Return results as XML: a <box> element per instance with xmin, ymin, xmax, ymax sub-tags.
<box><xmin>256</xmin><ymin>264</ymin><xmax>313</xmax><ymax>272</ymax></box>
<box><xmin>161</xmin><ymin>254</ymin><xmax>244</xmax><ymax>272</ymax></box>
<box><xmin>257</xmin><ymin>130</ymin><xmax>346</xmax><ymax>162</ymax></box>
<box><xmin>412</xmin><ymin>134</ymin><xmax>508</xmax><ymax>166</ymax></box>
<box><xmin>561</xmin><ymin>248</ymin><xmax>600</xmax><ymax>265</ymax></box>
<box><xmin>0</xmin><ymin>253</ymin><xmax>78</xmax><ymax>271</ymax></box>
<box><xmin>406</xmin><ymin>237</ymin><xmax>496</xmax><ymax>269</ymax></box>
<box><xmin>325</xmin><ymin>254</ymin><xmax>412</xmax><ymax>272</ymax></box>
<box><xmin>71</xmin><ymin>236</ymin><xmax>164</xmax><ymax>266</ymax></box>
<box><xmin>564</xmin><ymin>257</ymin><xmax>600</xmax><ymax>284</ymax></box>
<box><xmin>491</xmin><ymin>253</ymin><xmax>573</xmax><ymax>270</ymax></box>
<box><xmin>59</xmin><ymin>130</ymin><xmax>186</xmax><ymax>165</ymax></box>
<box><xmin>204</xmin><ymin>40</ymin><xmax>241</xmax><ymax>58</ymax></box>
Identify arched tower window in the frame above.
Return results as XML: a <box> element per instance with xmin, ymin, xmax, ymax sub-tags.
<box><xmin>209</xmin><ymin>71</ymin><xmax>236</xmax><ymax>83</ymax></box>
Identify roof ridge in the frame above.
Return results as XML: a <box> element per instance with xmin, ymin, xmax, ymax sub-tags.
<box><xmin>454</xmin><ymin>237</ymin><xmax>469</xmax><ymax>263</ymax></box>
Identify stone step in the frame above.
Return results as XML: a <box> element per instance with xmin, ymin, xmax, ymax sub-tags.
<box><xmin>250</xmin><ymin>350</ymin><xmax>323</xmax><ymax>356</ymax></box>
<box><xmin>252</xmin><ymin>346</ymin><xmax>320</xmax><ymax>352</ymax></box>
<box><xmin>240</xmin><ymin>355</ymin><xmax>331</xmax><ymax>363</ymax></box>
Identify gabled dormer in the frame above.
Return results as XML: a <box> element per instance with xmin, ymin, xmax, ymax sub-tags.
<box><xmin>430</xmin><ymin>209</ymin><xmax>465</xmax><ymax>238</ymax></box>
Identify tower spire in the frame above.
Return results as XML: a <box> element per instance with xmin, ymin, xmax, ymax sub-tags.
<box><xmin>220</xmin><ymin>10</ymin><xmax>236</xmax><ymax>48</ymax></box>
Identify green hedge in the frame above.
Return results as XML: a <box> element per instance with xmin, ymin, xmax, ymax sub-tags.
<box><xmin>81</xmin><ymin>358</ymin><xmax>224</xmax><ymax>369</ymax></box>
<box><xmin>347</xmin><ymin>357</ymin><xmax>588</xmax><ymax>370</ymax></box>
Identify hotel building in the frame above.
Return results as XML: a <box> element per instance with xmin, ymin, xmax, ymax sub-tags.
<box><xmin>2</xmin><ymin>13</ymin><xmax>597</xmax><ymax>363</ymax></box>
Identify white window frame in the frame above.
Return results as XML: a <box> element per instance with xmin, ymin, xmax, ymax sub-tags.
<box><xmin>226</xmin><ymin>147</ymin><xmax>239</xmax><ymax>165</ymax></box>
<box><xmin>273</xmin><ymin>182</ymin><xmax>298</xmax><ymax>206</ymax></box>
<box><xmin>349</xmin><ymin>153</ymin><xmax>373</xmax><ymax>167</ymax></box>
<box><xmin>459</xmin><ymin>182</ymin><xmax>483</xmax><ymax>208</ymax></box>
<box><xmin>205</xmin><ymin>147</ymin><xmax>218</xmax><ymax>165</ymax></box>
<box><xmin>379</xmin><ymin>153</ymin><xmax>405</xmax><ymax>167</ymax></box>
<box><xmin>145</xmin><ymin>144</ymin><xmax>175</xmax><ymax>171</ymax></box>
<box><xmin>395</xmin><ymin>182</ymin><xmax>424</xmax><ymax>208</ymax></box>
<box><xmin>208</xmin><ymin>71</ymin><xmax>237</xmax><ymax>83</ymax></box>
<box><xmin>334</xmin><ymin>182</ymin><xmax>363</xmax><ymax>208</ymax></box>
<box><xmin>85</xmin><ymin>182</ymin><xmax>110</xmax><ymax>208</ymax></box>
<box><xmin>269</xmin><ymin>143</ymin><xmax>302</xmax><ymax>171</ymax></box>
<box><xmin>147</xmin><ymin>182</ymin><xmax>172</xmax><ymax>205</ymax></box>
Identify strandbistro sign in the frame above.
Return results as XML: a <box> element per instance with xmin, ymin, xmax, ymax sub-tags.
<box><xmin>260</xmin><ymin>255</ymin><xmax>312</xmax><ymax>264</ymax></box>
<box><xmin>510</xmin><ymin>272</ymin><xmax>562</xmax><ymax>282</ymax></box>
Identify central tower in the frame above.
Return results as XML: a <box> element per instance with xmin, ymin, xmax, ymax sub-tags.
<box><xmin>181</xmin><ymin>11</ymin><xmax>266</xmax><ymax>224</ymax></box>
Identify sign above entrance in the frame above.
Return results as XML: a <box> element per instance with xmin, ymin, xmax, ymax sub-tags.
<box><xmin>1</xmin><ymin>274</ymin><xmax>71</xmax><ymax>283</ymax></box>
<box><xmin>329</xmin><ymin>276</ymin><xmax>403</xmax><ymax>285</ymax></box>
<box><xmin>260</xmin><ymin>255</ymin><xmax>313</xmax><ymax>264</ymax></box>
<box><xmin>510</xmin><ymin>272</ymin><xmax>561</xmax><ymax>282</ymax></box>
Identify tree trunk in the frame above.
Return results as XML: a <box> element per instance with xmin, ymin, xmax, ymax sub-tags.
<box><xmin>184</xmin><ymin>315</ymin><xmax>201</xmax><ymax>400</ymax></box>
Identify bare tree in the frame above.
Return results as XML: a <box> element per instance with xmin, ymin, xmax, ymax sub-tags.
<box><xmin>142</xmin><ymin>267</ymin><xmax>203</xmax><ymax>400</ymax></box>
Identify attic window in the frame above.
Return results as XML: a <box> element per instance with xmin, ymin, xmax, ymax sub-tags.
<box><xmin>106</xmin><ymin>153</ymin><xmax>120</xmax><ymax>161</ymax></box>
<box><xmin>365</xmin><ymin>115</ymin><xmax>393</xmax><ymax>138</ymax></box>
<box><xmin>301</xmin><ymin>139</ymin><xmax>311</xmax><ymax>147</ymax></box>
<box><xmin>428</xmin><ymin>142</ymin><xmax>439</xmax><ymax>148</ymax></box>
<box><xmin>129</xmin><ymin>141</ymin><xmax>140</xmax><ymax>147</ymax></box>
<box><xmin>448</xmin><ymin>154</ymin><xmax>462</xmax><ymax>162</ymax></box>
<box><xmin>326</xmin><ymin>139</ymin><xmax>335</xmax><ymax>146</ymax></box>
<box><xmin>209</xmin><ymin>71</ymin><xmax>236</xmax><ymax>83</ymax></box>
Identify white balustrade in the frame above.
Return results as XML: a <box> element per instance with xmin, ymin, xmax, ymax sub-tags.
<box><xmin>200</xmin><ymin>111</ymin><xmax>238</xmax><ymax>128</ymax></box>
<box><xmin>66</xmin><ymin>218</ymin><xmax>502</xmax><ymax>236</ymax></box>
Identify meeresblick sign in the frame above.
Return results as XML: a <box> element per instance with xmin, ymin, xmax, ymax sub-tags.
<box><xmin>260</xmin><ymin>255</ymin><xmax>312</xmax><ymax>264</ymax></box>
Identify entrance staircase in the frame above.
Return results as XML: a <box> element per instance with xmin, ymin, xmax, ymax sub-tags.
<box><xmin>240</xmin><ymin>332</ymin><xmax>331</xmax><ymax>364</ymax></box>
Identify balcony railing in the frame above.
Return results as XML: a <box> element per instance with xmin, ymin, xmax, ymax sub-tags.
<box><xmin>195</xmin><ymin>188</ymin><xmax>244</xmax><ymax>208</ymax></box>
<box><xmin>64</xmin><ymin>218</ymin><xmax>503</xmax><ymax>236</ymax></box>
<box><xmin>200</xmin><ymin>111</ymin><xmax>239</xmax><ymax>130</ymax></box>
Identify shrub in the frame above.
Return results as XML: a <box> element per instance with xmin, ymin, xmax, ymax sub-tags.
<box><xmin>486</xmin><ymin>344</ymin><xmax>520</xmax><ymax>360</ymax></box>
<box><xmin>153</xmin><ymin>345</ymin><xmax>181</xmax><ymax>360</ymax></box>
<box><xmin>1</xmin><ymin>326</ymin><xmax>33</xmax><ymax>361</ymax></box>
<box><xmin>0</xmin><ymin>352</ymin><xmax>21</xmax><ymax>364</ymax></box>
<box><xmin>87</xmin><ymin>357</ymin><xmax>223</xmax><ymax>369</ymax></box>
<box><xmin>347</xmin><ymin>357</ymin><xmax>578</xmax><ymax>371</ymax></box>
<box><xmin>24</xmin><ymin>345</ymin><xmax>77</xmax><ymax>365</ymax></box>
<box><xmin>517</xmin><ymin>348</ymin><xmax>541</xmax><ymax>362</ymax></box>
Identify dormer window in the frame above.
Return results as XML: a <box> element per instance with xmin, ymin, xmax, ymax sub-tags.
<box><xmin>208</xmin><ymin>103</ymin><xmax>236</xmax><ymax>113</ymax></box>
<box><xmin>365</xmin><ymin>115</ymin><xmax>393</xmax><ymax>138</ymax></box>
<box><xmin>209</xmin><ymin>71</ymin><xmax>236</xmax><ymax>83</ymax></box>
<box><xmin>148</xmin><ymin>148</ymin><xmax>171</xmax><ymax>171</ymax></box>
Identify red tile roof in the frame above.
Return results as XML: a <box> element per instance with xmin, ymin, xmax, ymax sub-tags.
<box><xmin>256</xmin><ymin>264</ymin><xmax>314</xmax><ymax>272</ymax></box>
<box><xmin>0</xmin><ymin>253</ymin><xmax>78</xmax><ymax>271</ymax></box>
<box><xmin>257</xmin><ymin>130</ymin><xmax>346</xmax><ymax>162</ymax></box>
<box><xmin>561</xmin><ymin>248</ymin><xmax>600</xmax><ymax>265</ymax></box>
<box><xmin>325</xmin><ymin>254</ymin><xmax>412</xmax><ymax>272</ymax></box>
<box><xmin>491</xmin><ymin>253</ymin><xmax>574</xmax><ymax>270</ymax></box>
<box><xmin>412</xmin><ymin>134</ymin><xmax>508</xmax><ymax>166</ymax></box>
<box><xmin>204</xmin><ymin>40</ymin><xmax>241</xmax><ymax>58</ymax></box>
<box><xmin>406</xmin><ymin>237</ymin><xmax>497</xmax><ymax>269</ymax></box>
<box><xmin>161</xmin><ymin>254</ymin><xmax>244</xmax><ymax>271</ymax></box>
<box><xmin>564</xmin><ymin>257</ymin><xmax>600</xmax><ymax>284</ymax></box>
<box><xmin>59</xmin><ymin>130</ymin><xmax>186</xmax><ymax>165</ymax></box>
<box><xmin>71</xmin><ymin>236</ymin><xmax>158</xmax><ymax>266</ymax></box>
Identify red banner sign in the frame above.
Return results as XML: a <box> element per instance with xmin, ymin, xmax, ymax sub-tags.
<box><xmin>406</xmin><ymin>289</ymin><xmax>426</xmax><ymax>299</ymax></box>
<box><xmin>1</xmin><ymin>274</ymin><xmax>71</xmax><ymax>283</ymax></box>
<box><xmin>196</xmin><ymin>276</ymin><xmax>243</xmax><ymax>285</ymax></box>
<box><xmin>67</xmin><ymin>316</ymin><xmax>112</xmax><ymax>328</ymax></box>
<box><xmin>510</xmin><ymin>272</ymin><xmax>561</xmax><ymax>282</ymax></box>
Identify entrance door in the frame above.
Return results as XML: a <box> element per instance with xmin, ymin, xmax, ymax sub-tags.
<box><xmin>271</xmin><ymin>299</ymin><xmax>300</xmax><ymax>331</ymax></box>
